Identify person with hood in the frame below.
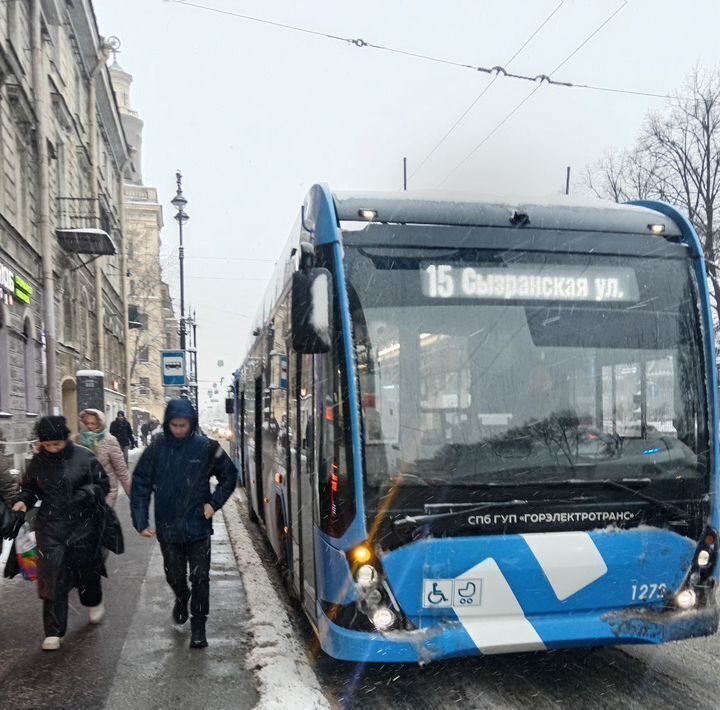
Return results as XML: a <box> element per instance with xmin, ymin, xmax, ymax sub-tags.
<box><xmin>11</xmin><ymin>416</ymin><xmax>110</xmax><ymax>651</ymax></box>
<box><xmin>75</xmin><ymin>409</ymin><xmax>131</xmax><ymax>507</ymax></box>
<box><xmin>109</xmin><ymin>411</ymin><xmax>136</xmax><ymax>464</ymax></box>
<box><xmin>130</xmin><ymin>398</ymin><xmax>237</xmax><ymax>649</ymax></box>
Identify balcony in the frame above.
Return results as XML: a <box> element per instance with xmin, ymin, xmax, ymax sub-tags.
<box><xmin>56</xmin><ymin>197</ymin><xmax>116</xmax><ymax>256</ymax></box>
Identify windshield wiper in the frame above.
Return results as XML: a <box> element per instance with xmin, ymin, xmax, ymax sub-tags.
<box><xmin>547</xmin><ymin>478</ymin><xmax>691</xmax><ymax>521</ymax></box>
<box><xmin>393</xmin><ymin>499</ymin><xmax>530</xmax><ymax>529</ymax></box>
<box><xmin>388</xmin><ymin>472</ymin><xmax>450</xmax><ymax>487</ymax></box>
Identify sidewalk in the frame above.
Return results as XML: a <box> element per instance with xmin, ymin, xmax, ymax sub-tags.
<box><xmin>102</xmin><ymin>509</ymin><xmax>258</xmax><ymax>710</ymax></box>
<box><xmin>1</xmin><ymin>443</ymin><xmax>327</xmax><ymax>710</ymax></box>
<box><xmin>0</xmin><ymin>491</ymin><xmax>258</xmax><ymax>710</ymax></box>
<box><xmin>222</xmin><ymin>492</ymin><xmax>330</xmax><ymax>710</ymax></box>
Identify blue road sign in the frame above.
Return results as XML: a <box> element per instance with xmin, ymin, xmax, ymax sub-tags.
<box><xmin>161</xmin><ymin>350</ymin><xmax>186</xmax><ymax>386</ymax></box>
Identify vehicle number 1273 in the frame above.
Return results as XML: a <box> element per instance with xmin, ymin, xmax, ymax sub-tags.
<box><xmin>631</xmin><ymin>583</ymin><xmax>667</xmax><ymax>601</ymax></box>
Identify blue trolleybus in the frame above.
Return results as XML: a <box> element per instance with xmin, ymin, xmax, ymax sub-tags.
<box><xmin>230</xmin><ymin>185</ymin><xmax>719</xmax><ymax>662</ymax></box>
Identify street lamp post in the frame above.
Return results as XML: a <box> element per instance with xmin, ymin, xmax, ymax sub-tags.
<box><xmin>171</xmin><ymin>171</ymin><xmax>189</xmax><ymax>394</ymax></box>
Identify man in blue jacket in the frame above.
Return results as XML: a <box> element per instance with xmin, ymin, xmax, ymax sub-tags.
<box><xmin>130</xmin><ymin>398</ymin><xmax>237</xmax><ymax>649</ymax></box>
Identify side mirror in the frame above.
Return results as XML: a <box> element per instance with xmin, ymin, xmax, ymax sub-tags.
<box><xmin>291</xmin><ymin>268</ymin><xmax>333</xmax><ymax>353</ymax></box>
<box><xmin>225</xmin><ymin>397</ymin><xmax>235</xmax><ymax>414</ymax></box>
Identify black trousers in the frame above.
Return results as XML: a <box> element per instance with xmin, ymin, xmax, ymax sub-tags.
<box><xmin>159</xmin><ymin>537</ymin><xmax>211</xmax><ymax>623</ymax></box>
<box><xmin>43</xmin><ymin>566</ymin><xmax>103</xmax><ymax>637</ymax></box>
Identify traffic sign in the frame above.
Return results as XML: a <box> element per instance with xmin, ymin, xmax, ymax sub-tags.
<box><xmin>161</xmin><ymin>350</ymin><xmax>186</xmax><ymax>386</ymax></box>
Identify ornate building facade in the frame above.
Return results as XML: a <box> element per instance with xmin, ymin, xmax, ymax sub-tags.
<box><xmin>110</xmin><ymin>59</ymin><xmax>179</xmax><ymax>426</ymax></box>
<box><xmin>0</xmin><ymin>0</ymin><xmax>130</xmax><ymax>469</ymax></box>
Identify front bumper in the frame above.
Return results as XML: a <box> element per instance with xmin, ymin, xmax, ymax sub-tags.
<box><xmin>317</xmin><ymin>602</ymin><xmax>720</xmax><ymax>663</ymax></box>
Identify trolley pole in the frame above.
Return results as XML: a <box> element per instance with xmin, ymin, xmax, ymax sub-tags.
<box><xmin>171</xmin><ymin>171</ymin><xmax>190</xmax><ymax>395</ymax></box>
<box><xmin>191</xmin><ymin>309</ymin><xmax>199</xmax><ymax>410</ymax></box>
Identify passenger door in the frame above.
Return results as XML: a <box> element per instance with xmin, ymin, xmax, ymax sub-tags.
<box><xmin>254</xmin><ymin>375</ymin><xmax>265</xmax><ymax>522</ymax></box>
<box><xmin>296</xmin><ymin>353</ymin><xmax>317</xmax><ymax>621</ymax></box>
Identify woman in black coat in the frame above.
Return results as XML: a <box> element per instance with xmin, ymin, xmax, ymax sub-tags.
<box><xmin>12</xmin><ymin>416</ymin><xmax>110</xmax><ymax>651</ymax></box>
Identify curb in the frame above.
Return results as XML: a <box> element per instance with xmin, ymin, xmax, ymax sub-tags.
<box><xmin>222</xmin><ymin>491</ymin><xmax>331</xmax><ymax>710</ymax></box>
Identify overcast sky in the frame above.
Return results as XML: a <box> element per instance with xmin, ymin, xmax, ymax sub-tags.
<box><xmin>94</xmin><ymin>0</ymin><xmax>720</xmax><ymax>405</ymax></box>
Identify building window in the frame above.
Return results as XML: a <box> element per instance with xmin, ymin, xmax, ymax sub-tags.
<box><xmin>81</xmin><ymin>289</ymin><xmax>91</xmax><ymax>357</ymax></box>
<box><xmin>139</xmin><ymin>377</ymin><xmax>150</xmax><ymax>387</ymax></box>
<box><xmin>0</xmin><ymin>306</ymin><xmax>9</xmax><ymax>413</ymax></box>
<box><xmin>14</xmin><ymin>132</ymin><xmax>29</xmax><ymax>235</ymax></box>
<box><xmin>0</xmin><ymin>108</ymin><xmax>4</xmax><ymax>213</ymax></box>
<box><xmin>56</xmin><ymin>139</ymin><xmax>66</xmax><ymax>199</ymax></box>
<box><xmin>138</xmin><ymin>345</ymin><xmax>149</xmax><ymax>363</ymax></box>
<box><xmin>62</xmin><ymin>276</ymin><xmax>73</xmax><ymax>343</ymax></box>
<box><xmin>23</xmin><ymin>317</ymin><xmax>37</xmax><ymax>413</ymax></box>
<box><xmin>6</xmin><ymin>0</ymin><xmax>19</xmax><ymax>47</ymax></box>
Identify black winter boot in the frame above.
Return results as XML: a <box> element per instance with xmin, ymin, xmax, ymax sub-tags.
<box><xmin>172</xmin><ymin>598</ymin><xmax>189</xmax><ymax>625</ymax></box>
<box><xmin>189</xmin><ymin>618</ymin><xmax>208</xmax><ymax>649</ymax></box>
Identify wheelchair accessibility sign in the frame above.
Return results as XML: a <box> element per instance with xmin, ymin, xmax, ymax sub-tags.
<box><xmin>422</xmin><ymin>578</ymin><xmax>482</xmax><ymax>608</ymax></box>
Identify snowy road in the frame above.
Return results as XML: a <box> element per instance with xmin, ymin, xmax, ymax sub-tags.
<box><xmin>232</xmin><ymin>493</ymin><xmax>720</xmax><ymax>710</ymax></box>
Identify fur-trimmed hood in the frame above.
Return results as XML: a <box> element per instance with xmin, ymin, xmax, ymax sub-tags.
<box><xmin>79</xmin><ymin>408</ymin><xmax>107</xmax><ymax>432</ymax></box>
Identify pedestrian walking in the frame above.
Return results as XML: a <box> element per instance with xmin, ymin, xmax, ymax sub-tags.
<box><xmin>11</xmin><ymin>416</ymin><xmax>110</xmax><ymax>651</ymax></box>
<box><xmin>148</xmin><ymin>416</ymin><xmax>162</xmax><ymax>443</ymax></box>
<box><xmin>75</xmin><ymin>409</ymin><xmax>132</xmax><ymax>507</ymax></box>
<box><xmin>109</xmin><ymin>410</ymin><xmax>136</xmax><ymax>464</ymax></box>
<box><xmin>130</xmin><ymin>399</ymin><xmax>237</xmax><ymax>649</ymax></box>
<box><xmin>140</xmin><ymin>420</ymin><xmax>150</xmax><ymax>447</ymax></box>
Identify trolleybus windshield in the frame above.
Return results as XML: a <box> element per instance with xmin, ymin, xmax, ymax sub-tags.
<box><xmin>346</xmin><ymin>243</ymin><xmax>707</xmax><ymax>489</ymax></box>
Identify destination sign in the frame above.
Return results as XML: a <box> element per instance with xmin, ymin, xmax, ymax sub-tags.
<box><xmin>421</xmin><ymin>263</ymin><xmax>639</xmax><ymax>302</ymax></box>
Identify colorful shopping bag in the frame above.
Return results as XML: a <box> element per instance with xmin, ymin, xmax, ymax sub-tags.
<box><xmin>15</xmin><ymin>522</ymin><xmax>38</xmax><ymax>582</ymax></box>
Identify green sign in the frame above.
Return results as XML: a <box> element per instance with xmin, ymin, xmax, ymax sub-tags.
<box><xmin>14</xmin><ymin>274</ymin><xmax>32</xmax><ymax>304</ymax></box>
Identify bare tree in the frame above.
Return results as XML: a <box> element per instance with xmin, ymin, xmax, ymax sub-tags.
<box><xmin>586</xmin><ymin>147</ymin><xmax>669</xmax><ymax>204</ymax></box>
<box><xmin>586</xmin><ymin>66</ymin><xmax>720</xmax><ymax>309</ymax></box>
<box><xmin>585</xmin><ymin>148</ymin><xmax>630</xmax><ymax>202</ymax></box>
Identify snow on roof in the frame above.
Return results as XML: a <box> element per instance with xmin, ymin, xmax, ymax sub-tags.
<box><xmin>332</xmin><ymin>190</ymin><xmax>683</xmax><ymax>237</ymax></box>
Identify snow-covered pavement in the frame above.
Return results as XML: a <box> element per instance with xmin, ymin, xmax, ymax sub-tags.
<box><xmin>223</xmin><ymin>492</ymin><xmax>330</xmax><ymax>710</ymax></box>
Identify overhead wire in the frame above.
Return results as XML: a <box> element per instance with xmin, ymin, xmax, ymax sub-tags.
<box><xmin>169</xmin><ymin>0</ymin><xmax>667</xmax><ymax>100</ymax></box>
<box><xmin>409</xmin><ymin>0</ymin><xmax>565</xmax><ymax>183</ymax></box>
<box><xmin>185</xmin><ymin>255</ymin><xmax>275</xmax><ymax>262</ymax></box>
<box><xmin>437</xmin><ymin>0</ymin><xmax>630</xmax><ymax>187</ymax></box>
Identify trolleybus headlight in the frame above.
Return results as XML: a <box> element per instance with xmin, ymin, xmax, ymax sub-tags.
<box><xmin>697</xmin><ymin>549</ymin><xmax>712</xmax><ymax>568</ymax></box>
<box><xmin>356</xmin><ymin>564</ymin><xmax>377</xmax><ymax>586</ymax></box>
<box><xmin>648</xmin><ymin>223</ymin><xmax>666</xmax><ymax>235</ymax></box>
<box><xmin>675</xmin><ymin>588</ymin><xmax>698</xmax><ymax>610</ymax></box>
<box><xmin>372</xmin><ymin>608</ymin><xmax>395</xmax><ymax>631</ymax></box>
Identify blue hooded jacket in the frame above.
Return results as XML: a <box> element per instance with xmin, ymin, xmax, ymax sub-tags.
<box><xmin>130</xmin><ymin>398</ymin><xmax>237</xmax><ymax>543</ymax></box>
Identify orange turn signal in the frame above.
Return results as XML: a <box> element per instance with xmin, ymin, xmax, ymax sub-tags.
<box><xmin>351</xmin><ymin>545</ymin><xmax>372</xmax><ymax>565</ymax></box>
